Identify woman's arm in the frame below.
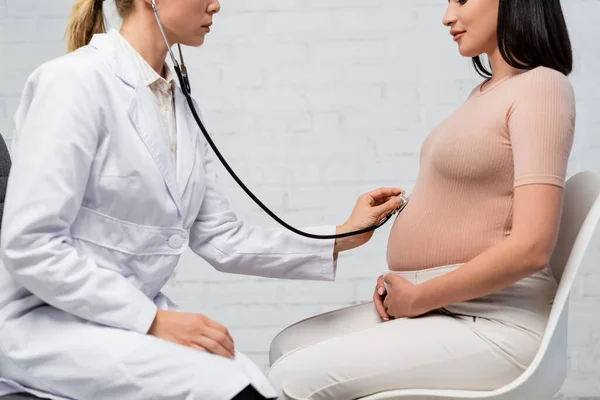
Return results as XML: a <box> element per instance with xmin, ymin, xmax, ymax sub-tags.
<box><xmin>409</xmin><ymin>183</ymin><xmax>563</xmax><ymax>316</ymax></box>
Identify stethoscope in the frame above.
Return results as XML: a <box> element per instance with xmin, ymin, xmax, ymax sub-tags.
<box><xmin>151</xmin><ymin>0</ymin><xmax>409</xmax><ymax>239</ymax></box>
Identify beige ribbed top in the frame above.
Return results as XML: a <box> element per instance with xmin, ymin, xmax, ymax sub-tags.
<box><xmin>387</xmin><ymin>67</ymin><xmax>576</xmax><ymax>271</ymax></box>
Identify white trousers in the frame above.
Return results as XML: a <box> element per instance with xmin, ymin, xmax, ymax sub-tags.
<box><xmin>266</xmin><ymin>264</ymin><xmax>557</xmax><ymax>400</ymax></box>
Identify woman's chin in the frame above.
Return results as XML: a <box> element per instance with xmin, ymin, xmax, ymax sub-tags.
<box><xmin>181</xmin><ymin>35</ymin><xmax>206</xmax><ymax>48</ymax></box>
<box><xmin>457</xmin><ymin>44</ymin><xmax>485</xmax><ymax>59</ymax></box>
<box><xmin>458</xmin><ymin>46</ymin><xmax>475</xmax><ymax>58</ymax></box>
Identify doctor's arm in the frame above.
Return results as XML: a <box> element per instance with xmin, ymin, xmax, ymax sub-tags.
<box><xmin>0</xmin><ymin>65</ymin><xmax>158</xmax><ymax>334</ymax></box>
<box><xmin>189</xmin><ymin>133</ymin><xmax>403</xmax><ymax>281</ymax></box>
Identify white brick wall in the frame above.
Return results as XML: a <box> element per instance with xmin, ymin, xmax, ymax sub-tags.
<box><xmin>1</xmin><ymin>0</ymin><xmax>599</xmax><ymax>398</ymax></box>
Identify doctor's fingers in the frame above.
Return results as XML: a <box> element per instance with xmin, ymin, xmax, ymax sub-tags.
<box><xmin>206</xmin><ymin>318</ymin><xmax>234</xmax><ymax>344</ymax></box>
<box><xmin>373</xmin><ymin>195</ymin><xmax>399</xmax><ymax>207</ymax></box>
<box><xmin>189</xmin><ymin>342</ymin><xmax>235</xmax><ymax>361</ymax></box>
<box><xmin>364</xmin><ymin>188</ymin><xmax>405</xmax><ymax>205</ymax></box>
<box><xmin>194</xmin><ymin>326</ymin><xmax>236</xmax><ymax>359</ymax></box>
<box><xmin>372</xmin><ymin>197</ymin><xmax>404</xmax><ymax>219</ymax></box>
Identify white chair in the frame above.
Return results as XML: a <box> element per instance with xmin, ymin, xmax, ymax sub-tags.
<box><xmin>359</xmin><ymin>170</ymin><xmax>600</xmax><ymax>400</ymax></box>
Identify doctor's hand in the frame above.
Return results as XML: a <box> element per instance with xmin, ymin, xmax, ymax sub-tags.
<box><xmin>335</xmin><ymin>187</ymin><xmax>405</xmax><ymax>252</ymax></box>
<box><xmin>148</xmin><ymin>310</ymin><xmax>235</xmax><ymax>359</ymax></box>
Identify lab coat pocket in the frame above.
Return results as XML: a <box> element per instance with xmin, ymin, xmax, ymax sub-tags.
<box><xmin>97</xmin><ymin>141</ymin><xmax>143</xmax><ymax>179</ymax></box>
<box><xmin>97</xmin><ymin>175</ymin><xmax>143</xmax><ymax>206</ymax></box>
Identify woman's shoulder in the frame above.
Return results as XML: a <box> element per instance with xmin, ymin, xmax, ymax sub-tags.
<box><xmin>507</xmin><ymin>67</ymin><xmax>576</xmax><ymax>124</ymax></box>
<box><xmin>513</xmin><ymin>66</ymin><xmax>574</xmax><ymax>98</ymax></box>
<box><xmin>467</xmin><ymin>66</ymin><xmax>574</xmax><ymax>101</ymax></box>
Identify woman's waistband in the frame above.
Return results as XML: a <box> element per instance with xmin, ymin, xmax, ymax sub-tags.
<box><xmin>383</xmin><ymin>263</ymin><xmax>558</xmax><ymax>329</ymax></box>
<box><xmin>383</xmin><ymin>263</ymin><xmax>463</xmax><ymax>285</ymax></box>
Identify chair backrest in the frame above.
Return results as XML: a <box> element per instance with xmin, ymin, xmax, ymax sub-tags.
<box><xmin>0</xmin><ymin>133</ymin><xmax>11</xmax><ymax>229</ymax></box>
<box><xmin>493</xmin><ymin>171</ymin><xmax>600</xmax><ymax>399</ymax></box>
<box><xmin>550</xmin><ymin>171</ymin><xmax>600</xmax><ymax>284</ymax></box>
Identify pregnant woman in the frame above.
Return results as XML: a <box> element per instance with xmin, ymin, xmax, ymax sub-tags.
<box><xmin>267</xmin><ymin>0</ymin><xmax>576</xmax><ymax>399</ymax></box>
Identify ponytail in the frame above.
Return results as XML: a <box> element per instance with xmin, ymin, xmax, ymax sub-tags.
<box><xmin>66</xmin><ymin>0</ymin><xmax>106</xmax><ymax>53</ymax></box>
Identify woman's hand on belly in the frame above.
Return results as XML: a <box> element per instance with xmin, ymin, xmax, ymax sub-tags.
<box><xmin>383</xmin><ymin>274</ymin><xmax>423</xmax><ymax>319</ymax></box>
<box><xmin>148</xmin><ymin>310</ymin><xmax>235</xmax><ymax>359</ymax></box>
<box><xmin>374</xmin><ymin>275</ymin><xmax>391</xmax><ymax>321</ymax></box>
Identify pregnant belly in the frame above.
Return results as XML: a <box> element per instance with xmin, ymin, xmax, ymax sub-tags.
<box><xmin>385</xmin><ymin>211</ymin><xmax>494</xmax><ymax>272</ymax></box>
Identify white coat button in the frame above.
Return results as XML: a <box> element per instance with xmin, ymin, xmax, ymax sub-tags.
<box><xmin>168</xmin><ymin>234</ymin><xmax>184</xmax><ymax>249</ymax></box>
<box><xmin>142</xmin><ymin>285</ymin><xmax>152</xmax><ymax>296</ymax></box>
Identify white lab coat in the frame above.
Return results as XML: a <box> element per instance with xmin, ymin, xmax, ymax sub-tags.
<box><xmin>0</xmin><ymin>32</ymin><xmax>337</xmax><ymax>400</ymax></box>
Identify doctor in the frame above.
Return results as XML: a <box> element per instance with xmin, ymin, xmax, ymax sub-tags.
<box><xmin>0</xmin><ymin>0</ymin><xmax>404</xmax><ymax>399</ymax></box>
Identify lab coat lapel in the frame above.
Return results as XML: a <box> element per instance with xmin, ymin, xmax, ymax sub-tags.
<box><xmin>129</xmin><ymin>86</ymin><xmax>183</xmax><ymax>214</ymax></box>
<box><xmin>89</xmin><ymin>32</ymin><xmax>183</xmax><ymax>215</ymax></box>
<box><xmin>174</xmin><ymin>88</ymin><xmax>198</xmax><ymax>196</ymax></box>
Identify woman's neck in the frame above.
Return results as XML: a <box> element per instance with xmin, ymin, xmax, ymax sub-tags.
<box><xmin>119</xmin><ymin>9</ymin><xmax>170</xmax><ymax>78</ymax></box>
<box><xmin>486</xmin><ymin>46</ymin><xmax>521</xmax><ymax>82</ymax></box>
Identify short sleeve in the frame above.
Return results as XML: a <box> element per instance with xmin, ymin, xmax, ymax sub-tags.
<box><xmin>507</xmin><ymin>68</ymin><xmax>576</xmax><ymax>188</ymax></box>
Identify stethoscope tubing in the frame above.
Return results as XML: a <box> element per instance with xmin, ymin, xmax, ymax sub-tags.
<box><xmin>152</xmin><ymin>0</ymin><xmax>408</xmax><ymax>240</ymax></box>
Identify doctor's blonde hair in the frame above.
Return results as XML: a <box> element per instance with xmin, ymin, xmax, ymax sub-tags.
<box><xmin>66</xmin><ymin>0</ymin><xmax>135</xmax><ymax>53</ymax></box>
